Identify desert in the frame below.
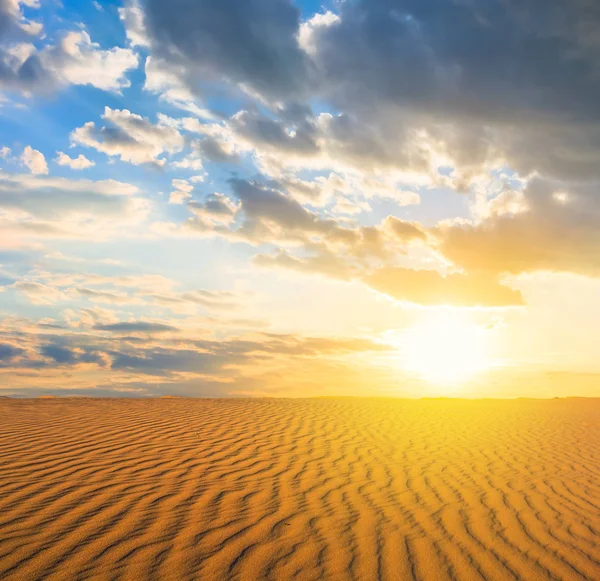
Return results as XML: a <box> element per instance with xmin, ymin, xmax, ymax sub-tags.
<box><xmin>0</xmin><ymin>397</ymin><xmax>598</xmax><ymax>581</ymax></box>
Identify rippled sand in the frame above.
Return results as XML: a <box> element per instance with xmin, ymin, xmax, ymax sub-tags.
<box><xmin>0</xmin><ymin>398</ymin><xmax>598</xmax><ymax>581</ymax></box>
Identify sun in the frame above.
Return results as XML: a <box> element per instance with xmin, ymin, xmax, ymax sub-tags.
<box><xmin>397</xmin><ymin>311</ymin><xmax>491</xmax><ymax>386</ymax></box>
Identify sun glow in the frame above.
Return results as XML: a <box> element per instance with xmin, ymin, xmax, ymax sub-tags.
<box><xmin>398</xmin><ymin>311</ymin><xmax>492</xmax><ymax>386</ymax></box>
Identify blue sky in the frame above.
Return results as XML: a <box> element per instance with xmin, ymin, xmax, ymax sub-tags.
<box><xmin>1</xmin><ymin>0</ymin><xmax>600</xmax><ymax>397</ymax></box>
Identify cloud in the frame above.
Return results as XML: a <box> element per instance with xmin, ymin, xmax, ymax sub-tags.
<box><xmin>202</xmin><ymin>106</ymin><xmax>445</xmax><ymax>193</ymax></box>
<box><xmin>140</xmin><ymin>0</ymin><xmax>310</xmax><ymax>101</ymax></box>
<box><xmin>383</xmin><ymin>216</ymin><xmax>427</xmax><ymax>243</ymax></box>
<box><xmin>1</xmin><ymin>6</ymin><xmax>137</xmax><ymax>96</ymax></box>
<box><xmin>94</xmin><ymin>322</ymin><xmax>178</xmax><ymax>333</ymax></box>
<box><xmin>169</xmin><ymin>178</ymin><xmax>193</xmax><ymax>205</ymax></box>
<box><xmin>5</xmin><ymin>269</ymin><xmax>246</xmax><ymax>315</ymax></box>
<box><xmin>55</xmin><ymin>151</ymin><xmax>95</xmax><ymax>170</ymax></box>
<box><xmin>301</xmin><ymin>0</ymin><xmax>600</xmax><ymax>185</ymax></box>
<box><xmin>0</xmin><ymin>1</ymin><xmax>42</xmax><ymax>36</ymax></box>
<box><xmin>183</xmin><ymin>178</ymin><xmax>360</xmax><ymax>249</ymax></box>
<box><xmin>365</xmin><ymin>267</ymin><xmax>523</xmax><ymax>307</ymax></box>
<box><xmin>0</xmin><ymin>171</ymin><xmax>149</xmax><ymax>241</ymax></box>
<box><xmin>0</xmin><ymin>342</ymin><xmax>23</xmax><ymax>362</ymax></box>
<box><xmin>71</xmin><ymin>107</ymin><xmax>184</xmax><ymax>166</ymax></box>
<box><xmin>436</xmin><ymin>178</ymin><xmax>600</xmax><ymax>277</ymax></box>
<box><xmin>253</xmin><ymin>247</ymin><xmax>356</xmax><ymax>280</ymax></box>
<box><xmin>133</xmin><ymin>1</ymin><xmax>600</xmax><ymax>188</ymax></box>
<box><xmin>0</xmin><ymin>314</ymin><xmax>395</xmax><ymax>395</ymax></box>
<box><xmin>41</xmin><ymin>31</ymin><xmax>139</xmax><ymax>93</ymax></box>
<box><xmin>119</xmin><ymin>0</ymin><xmax>150</xmax><ymax>48</ymax></box>
<box><xmin>182</xmin><ymin>177</ymin><xmax>425</xmax><ymax>255</ymax></box>
<box><xmin>73</xmin><ymin>287</ymin><xmax>144</xmax><ymax>305</ymax></box>
<box><xmin>41</xmin><ymin>344</ymin><xmax>76</xmax><ymax>364</ymax></box>
<box><xmin>0</xmin><ymin>0</ymin><xmax>45</xmax><ymax>93</ymax></box>
<box><xmin>21</xmin><ymin>145</ymin><xmax>47</xmax><ymax>174</ymax></box>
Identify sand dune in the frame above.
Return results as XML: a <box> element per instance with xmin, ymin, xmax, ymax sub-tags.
<box><xmin>0</xmin><ymin>398</ymin><xmax>598</xmax><ymax>581</ymax></box>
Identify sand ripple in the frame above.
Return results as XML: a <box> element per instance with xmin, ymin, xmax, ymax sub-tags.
<box><xmin>0</xmin><ymin>398</ymin><xmax>598</xmax><ymax>580</ymax></box>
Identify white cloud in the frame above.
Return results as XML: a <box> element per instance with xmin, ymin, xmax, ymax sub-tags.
<box><xmin>118</xmin><ymin>0</ymin><xmax>149</xmax><ymax>48</ymax></box>
<box><xmin>169</xmin><ymin>178</ymin><xmax>193</xmax><ymax>205</ymax></box>
<box><xmin>1</xmin><ymin>14</ymin><xmax>137</xmax><ymax>96</ymax></box>
<box><xmin>71</xmin><ymin>107</ymin><xmax>184</xmax><ymax>166</ymax></box>
<box><xmin>21</xmin><ymin>145</ymin><xmax>48</xmax><ymax>175</ymax></box>
<box><xmin>143</xmin><ymin>56</ymin><xmax>216</xmax><ymax>117</ymax></box>
<box><xmin>42</xmin><ymin>31</ymin><xmax>139</xmax><ymax>93</ymax></box>
<box><xmin>298</xmin><ymin>11</ymin><xmax>340</xmax><ymax>57</ymax></box>
<box><xmin>2</xmin><ymin>0</ymin><xmax>43</xmax><ymax>37</ymax></box>
<box><xmin>55</xmin><ymin>151</ymin><xmax>95</xmax><ymax>170</ymax></box>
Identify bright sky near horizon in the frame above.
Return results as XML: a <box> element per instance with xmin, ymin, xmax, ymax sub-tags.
<box><xmin>1</xmin><ymin>0</ymin><xmax>600</xmax><ymax>398</ymax></box>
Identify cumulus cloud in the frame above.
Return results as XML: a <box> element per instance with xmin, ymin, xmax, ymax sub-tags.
<box><xmin>300</xmin><ymin>0</ymin><xmax>600</xmax><ymax>187</ymax></box>
<box><xmin>21</xmin><ymin>145</ymin><xmax>47</xmax><ymax>174</ymax></box>
<box><xmin>182</xmin><ymin>178</ymin><xmax>427</xmax><ymax>267</ymax></box>
<box><xmin>134</xmin><ymin>1</ymin><xmax>600</xmax><ymax>188</ymax></box>
<box><xmin>71</xmin><ymin>107</ymin><xmax>184</xmax><ymax>166</ymax></box>
<box><xmin>55</xmin><ymin>151</ymin><xmax>95</xmax><ymax>170</ymax></box>
<box><xmin>1</xmin><ymin>5</ymin><xmax>137</xmax><ymax>96</ymax></box>
<box><xmin>188</xmin><ymin>193</ymin><xmax>239</xmax><ymax>225</ymax></box>
<box><xmin>184</xmin><ymin>178</ymin><xmax>350</xmax><ymax>246</ymax></box>
<box><xmin>119</xmin><ymin>0</ymin><xmax>150</xmax><ymax>48</ymax></box>
<box><xmin>169</xmin><ymin>178</ymin><xmax>194</xmax><ymax>205</ymax></box>
<box><xmin>0</xmin><ymin>0</ymin><xmax>45</xmax><ymax>93</ymax></box>
<box><xmin>41</xmin><ymin>31</ymin><xmax>138</xmax><ymax>93</ymax></box>
<box><xmin>6</xmin><ymin>2</ymin><xmax>600</xmax><ymax>331</ymax></box>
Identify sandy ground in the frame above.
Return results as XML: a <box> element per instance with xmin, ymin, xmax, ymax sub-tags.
<box><xmin>0</xmin><ymin>398</ymin><xmax>598</xmax><ymax>581</ymax></box>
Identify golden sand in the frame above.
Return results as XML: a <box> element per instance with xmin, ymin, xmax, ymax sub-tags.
<box><xmin>0</xmin><ymin>398</ymin><xmax>598</xmax><ymax>580</ymax></box>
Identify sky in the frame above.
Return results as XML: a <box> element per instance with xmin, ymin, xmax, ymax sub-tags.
<box><xmin>1</xmin><ymin>0</ymin><xmax>600</xmax><ymax>398</ymax></box>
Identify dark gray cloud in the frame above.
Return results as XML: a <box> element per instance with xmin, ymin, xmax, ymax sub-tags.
<box><xmin>141</xmin><ymin>0</ymin><xmax>310</xmax><ymax>101</ymax></box>
<box><xmin>231</xmin><ymin>109</ymin><xmax>319</xmax><ymax>154</ymax></box>
<box><xmin>147</xmin><ymin>1</ymin><xmax>600</xmax><ymax>182</ymax></box>
<box><xmin>186</xmin><ymin>178</ymin><xmax>350</xmax><ymax>245</ymax></box>
<box><xmin>313</xmin><ymin>0</ymin><xmax>600</xmax><ymax>122</ymax></box>
<box><xmin>95</xmin><ymin>322</ymin><xmax>178</xmax><ymax>333</ymax></box>
<box><xmin>41</xmin><ymin>344</ymin><xmax>77</xmax><ymax>364</ymax></box>
<box><xmin>0</xmin><ymin>343</ymin><xmax>23</xmax><ymax>362</ymax></box>
<box><xmin>0</xmin><ymin>0</ymin><xmax>14</xmax><ymax>37</ymax></box>
<box><xmin>0</xmin><ymin>320</ymin><xmax>393</xmax><ymax>394</ymax></box>
<box><xmin>230</xmin><ymin>178</ymin><xmax>336</xmax><ymax>235</ymax></box>
<box><xmin>111</xmin><ymin>348</ymin><xmax>227</xmax><ymax>375</ymax></box>
<box><xmin>131</xmin><ymin>0</ymin><xmax>600</xmax><ymax>187</ymax></box>
<box><xmin>306</xmin><ymin>0</ymin><xmax>600</xmax><ymax>182</ymax></box>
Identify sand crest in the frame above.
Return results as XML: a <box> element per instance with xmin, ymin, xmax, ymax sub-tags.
<box><xmin>0</xmin><ymin>398</ymin><xmax>598</xmax><ymax>580</ymax></box>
